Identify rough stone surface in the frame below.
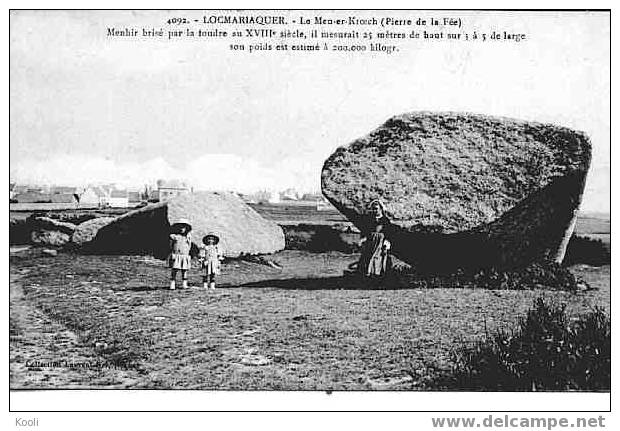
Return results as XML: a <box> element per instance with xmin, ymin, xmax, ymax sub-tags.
<box><xmin>71</xmin><ymin>217</ymin><xmax>116</xmax><ymax>246</ymax></box>
<box><xmin>30</xmin><ymin>230</ymin><xmax>71</xmax><ymax>247</ymax></box>
<box><xmin>321</xmin><ymin>112</ymin><xmax>591</xmax><ymax>271</ymax></box>
<box><xmin>30</xmin><ymin>216</ymin><xmax>77</xmax><ymax>235</ymax></box>
<box><xmin>88</xmin><ymin>191</ymin><xmax>285</xmax><ymax>258</ymax></box>
<box><xmin>24</xmin><ymin>217</ymin><xmax>76</xmax><ymax>248</ymax></box>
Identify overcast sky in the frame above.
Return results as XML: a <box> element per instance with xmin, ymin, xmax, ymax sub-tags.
<box><xmin>9</xmin><ymin>11</ymin><xmax>609</xmax><ymax>211</ymax></box>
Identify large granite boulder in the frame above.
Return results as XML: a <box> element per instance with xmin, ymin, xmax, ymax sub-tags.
<box><xmin>87</xmin><ymin>192</ymin><xmax>285</xmax><ymax>258</ymax></box>
<box><xmin>321</xmin><ymin>112</ymin><xmax>591</xmax><ymax>272</ymax></box>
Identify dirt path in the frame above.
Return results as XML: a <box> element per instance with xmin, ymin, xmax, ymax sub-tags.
<box><xmin>10</xmin><ymin>268</ymin><xmax>142</xmax><ymax>389</ymax></box>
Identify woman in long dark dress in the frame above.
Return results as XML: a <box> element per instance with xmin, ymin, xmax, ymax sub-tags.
<box><xmin>357</xmin><ymin>199</ymin><xmax>392</xmax><ymax>278</ymax></box>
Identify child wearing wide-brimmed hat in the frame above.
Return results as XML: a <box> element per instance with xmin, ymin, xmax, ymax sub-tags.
<box><xmin>168</xmin><ymin>218</ymin><xmax>192</xmax><ymax>290</ymax></box>
<box><xmin>198</xmin><ymin>232</ymin><xmax>223</xmax><ymax>290</ymax></box>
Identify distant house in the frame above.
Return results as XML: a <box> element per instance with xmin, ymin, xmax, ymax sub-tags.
<box><xmin>9</xmin><ymin>183</ymin><xmax>16</xmax><ymax>200</ymax></box>
<box><xmin>100</xmin><ymin>185</ymin><xmax>114</xmax><ymax>196</ymax></box>
<box><xmin>157</xmin><ymin>179</ymin><xmax>190</xmax><ymax>202</ymax></box>
<box><xmin>13</xmin><ymin>185</ymin><xmax>29</xmax><ymax>194</ymax></box>
<box><xmin>252</xmin><ymin>191</ymin><xmax>268</xmax><ymax>203</ymax></box>
<box><xmin>108</xmin><ymin>190</ymin><xmax>129</xmax><ymax>208</ymax></box>
<box><xmin>127</xmin><ymin>191</ymin><xmax>142</xmax><ymax>204</ymax></box>
<box><xmin>80</xmin><ymin>186</ymin><xmax>108</xmax><ymax>207</ymax></box>
<box><xmin>301</xmin><ymin>192</ymin><xmax>324</xmax><ymax>202</ymax></box>
<box><xmin>15</xmin><ymin>192</ymin><xmax>52</xmax><ymax>203</ymax></box>
<box><xmin>270</xmin><ymin>191</ymin><xmax>281</xmax><ymax>204</ymax></box>
<box><xmin>142</xmin><ymin>185</ymin><xmax>156</xmax><ymax>202</ymax></box>
<box><xmin>253</xmin><ymin>190</ymin><xmax>280</xmax><ymax>204</ymax></box>
<box><xmin>280</xmin><ymin>188</ymin><xmax>300</xmax><ymax>201</ymax></box>
<box><xmin>50</xmin><ymin>186</ymin><xmax>77</xmax><ymax>195</ymax></box>
<box><xmin>147</xmin><ymin>188</ymin><xmax>160</xmax><ymax>202</ymax></box>
<box><xmin>50</xmin><ymin>193</ymin><xmax>78</xmax><ymax>204</ymax></box>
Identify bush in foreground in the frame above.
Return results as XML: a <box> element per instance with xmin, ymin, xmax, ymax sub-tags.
<box><xmin>435</xmin><ymin>298</ymin><xmax>610</xmax><ymax>391</ymax></box>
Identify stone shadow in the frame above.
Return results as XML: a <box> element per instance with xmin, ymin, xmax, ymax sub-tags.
<box><xmin>238</xmin><ymin>275</ymin><xmax>399</xmax><ymax>291</ymax></box>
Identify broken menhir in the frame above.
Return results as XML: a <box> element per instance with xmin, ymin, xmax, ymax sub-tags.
<box><xmin>321</xmin><ymin>112</ymin><xmax>591</xmax><ymax>272</ymax></box>
<box><xmin>85</xmin><ymin>191</ymin><xmax>285</xmax><ymax>258</ymax></box>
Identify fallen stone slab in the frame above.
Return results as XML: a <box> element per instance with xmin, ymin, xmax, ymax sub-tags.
<box><xmin>72</xmin><ymin>217</ymin><xmax>116</xmax><ymax>246</ymax></box>
<box><xmin>321</xmin><ymin>112</ymin><xmax>591</xmax><ymax>272</ymax></box>
<box><xmin>86</xmin><ymin>191</ymin><xmax>285</xmax><ymax>258</ymax></box>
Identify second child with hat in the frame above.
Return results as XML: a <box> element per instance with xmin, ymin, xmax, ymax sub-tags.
<box><xmin>199</xmin><ymin>232</ymin><xmax>224</xmax><ymax>290</ymax></box>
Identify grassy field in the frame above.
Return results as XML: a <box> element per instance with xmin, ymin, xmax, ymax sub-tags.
<box><xmin>10</xmin><ymin>249</ymin><xmax>609</xmax><ymax>390</ymax></box>
<box><xmin>9</xmin><ymin>207</ymin><xmax>610</xmax><ymax>390</ymax></box>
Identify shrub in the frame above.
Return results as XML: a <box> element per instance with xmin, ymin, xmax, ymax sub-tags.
<box><xmin>437</xmin><ymin>298</ymin><xmax>610</xmax><ymax>391</ymax></box>
<box><xmin>563</xmin><ymin>235</ymin><xmax>610</xmax><ymax>266</ymax></box>
<box><xmin>282</xmin><ymin>224</ymin><xmax>359</xmax><ymax>253</ymax></box>
<box><xmin>468</xmin><ymin>262</ymin><xmax>582</xmax><ymax>290</ymax></box>
<box><xmin>394</xmin><ymin>262</ymin><xmax>584</xmax><ymax>291</ymax></box>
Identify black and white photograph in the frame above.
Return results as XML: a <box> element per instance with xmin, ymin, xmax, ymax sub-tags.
<box><xmin>8</xmin><ymin>6</ymin><xmax>612</xmax><ymax>420</ymax></box>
